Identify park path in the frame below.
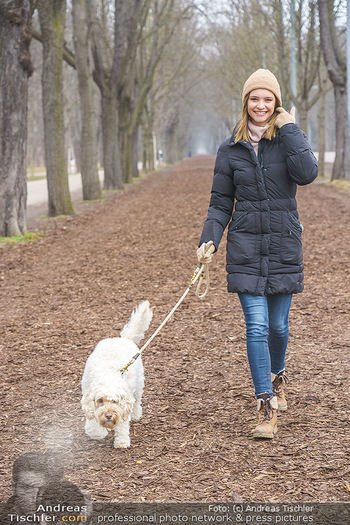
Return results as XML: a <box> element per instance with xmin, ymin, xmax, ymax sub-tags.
<box><xmin>26</xmin><ymin>170</ymin><xmax>105</xmax><ymax>220</ymax></box>
<box><xmin>1</xmin><ymin>156</ymin><xmax>349</xmax><ymax>503</ymax></box>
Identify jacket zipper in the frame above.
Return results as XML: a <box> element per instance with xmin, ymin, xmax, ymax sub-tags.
<box><xmin>258</xmin><ymin>139</ymin><xmax>271</xmax><ymax>294</ymax></box>
<box><xmin>258</xmin><ymin>139</ymin><xmax>267</xmax><ymax>187</ymax></box>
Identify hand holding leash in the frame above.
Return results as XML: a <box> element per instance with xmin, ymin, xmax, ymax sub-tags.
<box><xmin>197</xmin><ymin>241</ymin><xmax>215</xmax><ymax>264</ymax></box>
<box><xmin>194</xmin><ymin>241</ymin><xmax>215</xmax><ymax>299</ymax></box>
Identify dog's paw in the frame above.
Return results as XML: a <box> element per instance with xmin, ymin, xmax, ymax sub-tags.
<box><xmin>113</xmin><ymin>437</ymin><xmax>131</xmax><ymax>449</ymax></box>
<box><xmin>131</xmin><ymin>404</ymin><xmax>142</xmax><ymax>422</ymax></box>
<box><xmin>85</xmin><ymin>419</ymin><xmax>108</xmax><ymax>440</ymax></box>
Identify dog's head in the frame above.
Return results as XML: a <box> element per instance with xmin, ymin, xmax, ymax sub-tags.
<box><xmin>81</xmin><ymin>389</ymin><xmax>134</xmax><ymax>430</ymax></box>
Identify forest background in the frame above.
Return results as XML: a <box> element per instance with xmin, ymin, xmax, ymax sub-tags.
<box><xmin>0</xmin><ymin>0</ymin><xmax>348</xmax><ymax>237</ymax></box>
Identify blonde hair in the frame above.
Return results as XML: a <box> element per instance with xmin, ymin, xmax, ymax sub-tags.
<box><xmin>234</xmin><ymin>93</ymin><xmax>279</xmax><ymax>143</ymax></box>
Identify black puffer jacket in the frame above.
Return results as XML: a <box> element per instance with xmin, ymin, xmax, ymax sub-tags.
<box><xmin>199</xmin><ymin>123</ymin><xmax>318</xmax><ymax>295</ymax></box>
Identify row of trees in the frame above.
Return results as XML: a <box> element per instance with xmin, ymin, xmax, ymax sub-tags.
<box><xmin>0</xmin><ymin>0</ymin><xmax>203</xmax><ymax>235</ymax></box>
<box><xmin>0</xmin><ymin>0</ymin><xmax>348</xmax><ymax>237</ymax></box>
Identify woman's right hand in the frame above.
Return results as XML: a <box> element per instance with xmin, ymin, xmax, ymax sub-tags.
<box><xmin>275</xmin><ymin>106</ymin><xmax>296</xmax><ymax>128</ymax></box>
<box><xmin>197</xmin><ymin>242</ymin><xmax>215</xmax><ymax>264</ymax></box>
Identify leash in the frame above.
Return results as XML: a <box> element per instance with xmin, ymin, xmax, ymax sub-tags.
<box><xmin>120</xmin><ymin>241</ymin><xmax>215</xmax><ymax>374</ymax></box>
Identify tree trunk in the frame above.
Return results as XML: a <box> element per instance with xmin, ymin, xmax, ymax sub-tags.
<box><xmin>65</xmin><ymin>96</ymin><xmax>81</xmax><ymax>174</ymax></box>
<box><xmin>141</xmin><ymin>122</ymin><xmax>150</xmax><ymax>173</ymax></box>
<box><xmin>87</xmin><ymin>0</ymin><xmax>126</xmax><ymax>190</ymax></box>
<box><xmin>70</xmin><ymin>107</ymin><xmax>81</xmax><ymax>174</ymax></box>
<box><xmin>331</xmin><ymin>85</ymin><xmax>349</xmax><ymax>181</ymax></box>
<box><xmin>0</xmin><ymin>0</ymin><xmax>33</xmax><ymax>236</ymax></box>
<box><xmin>317</xmin><ymin>89</ymin><xmax>326</xmax><ymax>178</ymax></box>
<box><xmin>37</xmin><ymin>0</ymin><xmax>74</xmax><ymax>216</ymax></box>
<box><xmin>119</xmin><ymin>74</ymin><xmax>140</xmax><ymax>184</ymax></box>
<box><xmin>165</xmin><ymin>109</ymin><xmax>181</xmax><ymax>165</ymax></box>
<box><xmin>298</xmin><ymin>104</ymin><xmax>308</xmax><ymax>135</ymax></box>
<box><xmin>119</xmin><ymin>97</ymin><xmax>132</xmax><ymax>184</ymax></box>
<box><xmin>124</xmin><ymin>133</ymin><xmax>132</xmax><ymax>184</ymax></box>
<box><xmin>142</xmin><ymin>105</ymin><xmax>155</xmax><ymax>172</ymax></box>
<box><xmin>166</xmin><ymin>127</ymin><xmax>178</xmax><ymax>165</ymax></box>
<box><xmin>142</xmin><ymin>142</ymin><xmax>147</xmax><ymax>173</ymax></box>
<box><xmin>318</xmin><ymin>0</ymin><xmax>348</xmax><ymax>180</ymax></box>
<box><xmin>120</xmin><ymin>124</ymin><xmax>139</xmax><ymax>184</ymax></box>
<box><xmin>101</xmin><ymin>90</ymin><xmax>123</xmax><ymax>190</ymax></box>
<box><xmin>72</xmin><ymin>0</ymin><xmax>101</xmax><ymax>200</ymax></box>
<box><xmin>147</xmin><ymin>134</ymin><xmax>155</xmax><ymax>171</ymax></box>
<box><xmin>131</xmin><ymin>124</ymin><xmax>139</xmax><ymax>179</ymax></box>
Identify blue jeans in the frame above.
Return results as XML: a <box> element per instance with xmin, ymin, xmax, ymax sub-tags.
<box><xmin>238</xmin><ymin>293</ymin><xmax>293</xmax><ymax>396</ymax></box>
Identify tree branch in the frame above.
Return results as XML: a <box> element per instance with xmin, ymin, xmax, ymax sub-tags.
<box><xmin>317</xmin><ymin>0</ymin><xmax>345</xmax><ymax>86</ymax></box>
<box><xmin>30</xmin><ymin>26</ymin><xmax>76</xmax><ymax>68</ymax></box>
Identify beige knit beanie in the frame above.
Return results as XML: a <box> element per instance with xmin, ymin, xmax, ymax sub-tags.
<box><xmin>242</xmin><ymin>69</ymin><xmax>282</xmax><ymax>107</ymax></box>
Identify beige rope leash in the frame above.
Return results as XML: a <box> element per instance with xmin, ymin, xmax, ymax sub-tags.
<box><xmin>120</xmin><ymin>241</ymin><xmax>215</xmax><ymax>374</ymax></box>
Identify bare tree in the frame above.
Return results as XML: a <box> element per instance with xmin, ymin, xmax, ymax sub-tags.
<box><xmin>27</xmin><ymin>36</ymin><xmax>46</xmax><ymax>173</ymax></box>
<box><xmin>0</xmin><ymin>0</ymin><xmax>34</xmax><ymax>236</ymax></box>
<box><xmin>318</xmin><ymin>0</ymin><xmax>348</xmax><ymax>180</ymax></box>
<box><xmin>205</xmin><ymin>0</ymin><xmax>279</xmax><ymax>129</ymax></box>
<box><xmin>316</xmin><ymin>64</ymin><xmax>331</xmax><ymax>177</ymax></box>
<box><xmin>120</xmin><ymin>0</ymin><xmax>185</xmax><ymax>183</ymax></box>
<box><xmin>37</xmin><ymin>0</ymin><xmax>74</xmax><ymax>216</ymax></box>
<box><xmin>87</xmin><ymin>0</ymin><xmax>128</xmax><ymax>190</ymax></box>
<box><xmin>117</xmin><ymin>0</ymin><xmax>147</xmax><ymax>183</ymax></box>
<box><xmin>72</xmin><ymin>0</ymin><xmax>101</xmax><ymax>200</ymax></box>
<box><xmin>89</xmin><ymin>0</ymin><xmax>195</xmax><ymax>186</ymax></box>
<box><xmin>249</xmin><ymin>0</ymin><xmax>322</xmax><ymax>132</ymax></box>
<box><xmin>146</xmin><ymin>5</ymin><xmax>205</xmax><ymax>165</ymax></box>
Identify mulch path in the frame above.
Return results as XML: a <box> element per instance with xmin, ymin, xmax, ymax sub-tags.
<box><xmin>1</xmin><ymin>156</ymin><xmax>349</xmax><ymax>503</ymax></box>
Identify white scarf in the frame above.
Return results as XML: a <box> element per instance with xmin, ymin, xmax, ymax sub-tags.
<box><xmin>248</xmin><ymin>121</ymin><xmax>268</xmax><ymax>155</ymax></box>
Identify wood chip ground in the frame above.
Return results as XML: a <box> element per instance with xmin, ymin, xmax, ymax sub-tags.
<box><xmin>1</xmin><ymin>156</ymin><xmax>349</xmax><ymax>503</ymax></box>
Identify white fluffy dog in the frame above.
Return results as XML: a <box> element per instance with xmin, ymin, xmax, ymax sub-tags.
<box><xmin>81</xmin><ymin>301</ymin><xmax>152</xmax><ymax>448</ymax></box>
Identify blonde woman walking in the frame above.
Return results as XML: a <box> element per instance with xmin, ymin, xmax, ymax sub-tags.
<box><xmin>197</xmin><ymin>69</ymin><xmax>318</xmax><ymax>439</ymax></box>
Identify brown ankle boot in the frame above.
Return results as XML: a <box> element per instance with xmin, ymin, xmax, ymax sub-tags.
<box><xmin>252</xmin><ymin>394</ymin><xmax>278</xmax><ymax>439</ymax></box>
<box><xmin>272</xmin><ymin>370</ymin><xmax>288</xmax><ymax>412</ymax></box>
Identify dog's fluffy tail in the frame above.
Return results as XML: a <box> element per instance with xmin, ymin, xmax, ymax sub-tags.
<box><xmin>120</xmin><ymin>301</ymin><xmax>153</xmax><ymax>344</ymax></box>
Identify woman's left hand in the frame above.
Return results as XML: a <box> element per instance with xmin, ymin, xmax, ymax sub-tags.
<box><xmin>197</xmin><ymin>242</ymin><xmax>215</xmax><ymax>264</ymax></box>
<box><xmin>275</xmin><ymin>107</ymin><xmax>296</xmax><ymax>128</ymax></box>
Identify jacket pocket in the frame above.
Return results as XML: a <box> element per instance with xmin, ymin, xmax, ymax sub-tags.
<box><xmin>280</xmin><ymin>213</ymin><xmax>303</xmax><ymax>264</ymax></box>
<box><xmin>227</xmin><ymin>231</ymin><xmax>256</xmax><ymax>265</ymax></box>
<box><xmin>288</xmin><ymin>211</ymin><xmax>303</xmax><ymax>232</ymax></box>
<box><xmin>229</xmin><ymin>211</ymin><xmax>250</xmax><ymax>232</ymax></box>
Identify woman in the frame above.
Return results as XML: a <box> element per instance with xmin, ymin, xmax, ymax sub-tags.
<box><xmin>197</xmin><ymin>69</ymin><xmax>318</xmax><ymax>439</ymax></box>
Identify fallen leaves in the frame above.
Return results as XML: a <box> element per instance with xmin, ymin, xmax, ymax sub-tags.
<box><xmin>1</xmin><ymin>157</ymin><xmax>349</xmax><ymax>503</ymax></box>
